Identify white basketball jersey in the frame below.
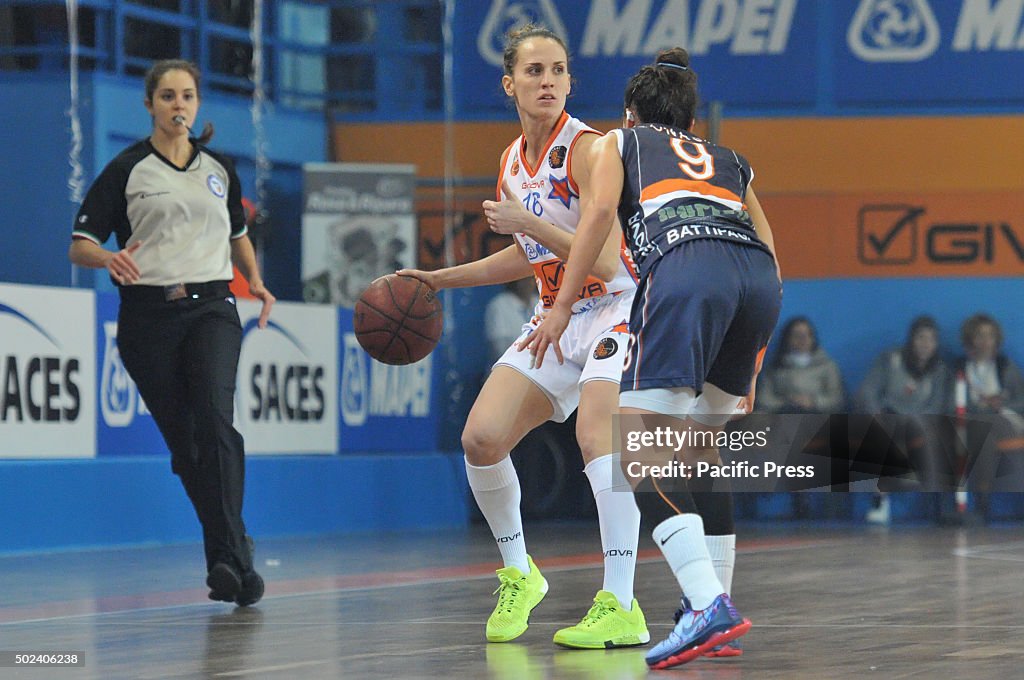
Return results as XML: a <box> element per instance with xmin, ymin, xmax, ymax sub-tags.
<box><xmin>497</xmin><ymin>111</ymin><xmax>638</xmax><ymax>315</ymax></box>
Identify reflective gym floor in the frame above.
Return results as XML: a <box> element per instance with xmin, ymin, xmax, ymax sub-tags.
<box><xmin>1</xmin><ymin>521</ymin><xmax>1023</xmax><ymax>679</ymax></box>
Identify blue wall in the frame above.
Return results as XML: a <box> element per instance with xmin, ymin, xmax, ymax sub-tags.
<box><xmin>0</xmin><ymin>454</ymin><xmax>468</xmax><ymax>554</ymax></box>
<box><xmin>0</xmin><ymin>71</ymin><xmax>324</xmax><ymax>300</ymax></box>
<box><xmin>776</xmin><ymin>277</ymin><xmax>1024</xmax><ymax>397</ymax></box>
<box><xmin>1</xmin><ymin>74</ymin><xmax>82</xmax><ymax>287</ymax></box>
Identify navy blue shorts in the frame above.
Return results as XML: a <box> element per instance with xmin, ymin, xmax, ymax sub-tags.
<box><xmin>621</xmin><ymin>239</ymin><xmax>782</xmax><ymax>397</ymax></box>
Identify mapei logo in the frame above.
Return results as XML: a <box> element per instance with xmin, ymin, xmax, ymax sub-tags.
<box><xmin>340</xmin><ymin>334</ymin><xmax>369</xmax><ymax>426</ymax></box>
<box><xmin>100</xmin><ymin>321</ymin><xmax>149</xmax><ymax>427</ymax></box>
<box><xmin>0</xmin><ymin>302</ymin><xmax>81</xmax><ymax>423</ymax></box>
<box><xmin>340</xmin><ymin>332</ymin><xmax>433</xmax><ymax>427</ymax></box>
<box><xmin>858</xmin><ymin>204</ymin><xmax>1024</xmax><ymax>265</ymax></box>
<box><xmin>848</xmin><ymin>0</ymin><xmax>940</xmax><ymax>62</ymax></box>
<box><xmin>478</xmin><ymin>0</ymin><xmax>568</xmax><ymax>67</ymax></box>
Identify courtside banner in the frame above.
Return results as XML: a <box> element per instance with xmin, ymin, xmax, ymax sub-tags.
<box><xmin>337</xmin><ymin>308</ymin><xmax>441</xmax><ymax>452</ymax></box>
<box><xmin>764</xmin><ymin>190</ymin><xmax>1024</xmax><ymax>279</ymax></box>
<box><xmin>837</xmin><ymin>0</ymin><xmax>1024</xmax><ymax>108</ymax></box>
<box><xmin>235</xmin><ymin>299</ymin><xmax>338</xmax><ymax>455</ymax></box>
<box><xmin>453</xmin><ymin>0</ymin><xmax>816</xmax><ymax>115</ymax></box>
<box><xmin>0</xmin><ymin>283</ymin><xmax>95</xmax><ymax>458</ymax></box>
<box><xmin>95</xmin><ymin>292</ymin><xmax>165</xmax><ymax>456</ymax></box>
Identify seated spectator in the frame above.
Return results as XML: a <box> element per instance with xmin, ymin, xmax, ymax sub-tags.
<box><xmin>858</xmin><ymin>316</ymin><xmax>952</xmax><ymax>415</ymax></box>
<box><xmin>953</xmin><ymin>313</ymin><xmax>1024</xmax><ymax>520</ymax></box>
<box><xmin>956</xmin><ymin>313</ymin><xmax>1024</xmax><ymax>420</ymax></box>
<box><xmin>855</xmin><ymin>316</ymin><xmax>953</xmax><ymax>523</ymax></box>
<box><xmin>757</xmin><ymin>316</ymin><xmax>845</xmax><ymax>414</ymax></box>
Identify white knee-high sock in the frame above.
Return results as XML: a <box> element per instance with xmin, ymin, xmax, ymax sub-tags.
<box><xmin>705</xmin><ymin>534</ymin><xmax>736</xmax><ymax>594</ymax></box>
<box><xmin>584</xmin><ymin>454</ymin><xmax>641</xmax><ymax>610</ymax></box>
<box><xmin>465</xmin><ymin>455</ymin><xmax>529</xmax><ymax>573</ymax></box>
<box><xmin>651</xmin><ymin>513</ymin><xmax>724</xmax><ymax>611</ymax></box>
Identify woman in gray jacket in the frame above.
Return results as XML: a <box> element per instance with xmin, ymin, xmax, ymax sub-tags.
<box><xmin>757</xmin><ymin>317</ymin><xmax>845</xmax><ymax>414</ymax></box>
<box><xmin>856</xmin><ymin>316</ymin><xmax>952</xmax><ymax>522</ymax></box>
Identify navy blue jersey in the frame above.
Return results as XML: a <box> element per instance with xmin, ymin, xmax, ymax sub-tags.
<box><xmin>612</xmin><ymin>124</ymin><xmax>772</xmax><ymax>280</ymax></box>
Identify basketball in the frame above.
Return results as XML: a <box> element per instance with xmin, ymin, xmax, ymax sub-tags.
<box><xmin>353</xmin><ymin>274</ymin><xmax>443</xmax><ymax>365</ymax></box>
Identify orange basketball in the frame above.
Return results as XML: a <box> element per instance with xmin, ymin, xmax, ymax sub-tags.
<box><xmin>353</xmin><ymin>274</ymin><xmax>443</xmax><ymax>365</ymax></box>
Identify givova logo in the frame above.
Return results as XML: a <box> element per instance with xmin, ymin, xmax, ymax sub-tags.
<box><xmin>848</xmin><ymin>0</ymin><xmax>940</xmax><ymax>62</ymax></box>
<box><xmin>1</xmin><ymin>302</ymin><xmax>80</xmax><ymax>423</ymax></box>
<box><xmin>478</xmin><ymin>0</ymin><xmax>568</xmax><ymax>66</ymax></box>
<box><xmin>339</xmin><ymin>332</ymin><xmax>432</xmax><ymax>427</ymax></box>
<box><xmin>100</xmin><ymin>321</ymin><xmax>150</xmax><ymax>427</ymax></box>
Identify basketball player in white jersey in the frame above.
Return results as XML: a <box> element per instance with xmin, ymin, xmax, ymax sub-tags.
<box><xmin>398</xmin><ymin>24</ymin><xmax>648</xmax><ymax>648</ymax></box>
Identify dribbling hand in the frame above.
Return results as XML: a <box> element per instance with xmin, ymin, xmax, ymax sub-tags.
<box><xmin>395</xmin><ymin>269</ymin><xmax>441</xmax><ymax>291</ymax></box>
<box><xmin>107</xmin><ymin>241</ymin><xmax>143</xmax><ymax>285</ymax></box>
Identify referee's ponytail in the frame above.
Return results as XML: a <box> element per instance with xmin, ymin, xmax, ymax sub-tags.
<box><xmin>144</xmin><ymin>58</ymin><xmax>215</xmax><ymax>144</ymax></box>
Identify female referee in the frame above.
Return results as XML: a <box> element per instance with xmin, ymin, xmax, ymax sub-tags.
<box><xmin>69</xmin><ymin>59</ymin><xmax>274</xmax><ymax>607</ymax></box>
<box><xmin>523</xmin><ymin>47</ymin><xmax>783</xmax><ymax>668</ymax></box>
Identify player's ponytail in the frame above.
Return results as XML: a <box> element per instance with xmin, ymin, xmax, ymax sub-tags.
<box><xmin>623</xmin><ymin>47</ymin><xmax>699</xmax><ymax>130</ymax></box>
<box><xmin>654</xmin><ymin>47</ymin><xmax>691</xmax><ymax>71</ymax></box>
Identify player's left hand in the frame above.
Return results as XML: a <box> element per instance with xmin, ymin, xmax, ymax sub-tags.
<box><xmin>519</xmin><ymin>305</ymin><xmax>570</xmax><ymax>369</ymax></box>
<box><xmin>249</xmin><ymin>280</ymin><xmax>275</xmax><ymax>329</ymax></box>
<box><xmin>483</xmin><ymin>180</ymin><xmax>531</xmax><ymax>235</ymax></box>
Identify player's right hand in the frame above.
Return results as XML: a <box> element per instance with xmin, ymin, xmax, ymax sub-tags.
<box><xmin>518</xmin><ymin>304</ymin><xmax>569</xmax><ymax>369</ymax></box>
<box><xmin>107</xmin><ymin>241</ymin><xmax>143</xmax><ymax>285</ymax></box>
<box><xmin>395</xmin><ymin>268</ymin><xmax>441</xmax><ymax>291</ymax></box>
<box><xmin>483</xmin><ymin>180</ymin><xmax>531</xmax><ymax>236</ymax></box>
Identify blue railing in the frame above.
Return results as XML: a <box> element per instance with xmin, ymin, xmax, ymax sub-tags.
<box><xmin>0</xmin><ymin>0</ymin><xmax>443</xmax><ymax>116</ymax></box>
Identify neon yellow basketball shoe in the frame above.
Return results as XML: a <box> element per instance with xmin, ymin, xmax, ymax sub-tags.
<box><xmin>553</xmin><ymin>590</ymin><xmax>650</xmax><ymax>649</ymax></box>
<box><xmin>486</xmin><ymin>555</ymin><xmax>548</xmax><ymax>642</ymax></box>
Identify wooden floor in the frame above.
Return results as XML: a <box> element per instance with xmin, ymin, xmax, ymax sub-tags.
<box><xmin>1</xmin><ymin>522</ymin><xmax>1023</xmax><ymax>679</ymax></box>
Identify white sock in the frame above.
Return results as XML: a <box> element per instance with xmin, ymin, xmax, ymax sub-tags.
<box><xmin>584</xmin><ymin>454</ymin><xmax>641</xmax><ymax>611</ymax></box>
<box><xmin>465</xmin><ymin>455</ymin><xmax>529</xmax><ymax>573</ymax></box>
<box><xmin>705</xmin><ymin>534</ymin><xmax>736</xmax><ymax>595</ymax></box>
<box><xmin>652</xmin><ymin>513</ymin><xmax>724</xmax><ymax>611</ymax></box>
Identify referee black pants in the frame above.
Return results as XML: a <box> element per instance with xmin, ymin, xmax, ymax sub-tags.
<box><xmin>117</xmin><ymin>286</ymin><xmax>252</xmax><ymax>574</ymax></box>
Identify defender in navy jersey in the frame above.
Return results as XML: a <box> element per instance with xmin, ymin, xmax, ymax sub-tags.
<box><xmin>524</xmin><ymin>48</ymin><xmax>782</xmax><ymax>668</ymax></box>
<box><xmin>69</xmin><ymin>60</ymin><xmax>274</xmax><ymax>608</ymax></box>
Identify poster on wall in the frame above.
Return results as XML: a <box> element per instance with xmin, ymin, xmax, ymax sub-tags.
<box><xmin>0</xmin><ymin>283</ymin><xmax>96</xmax><ymax>458</ymax></box>
<box><xmin>301</xmin><ymin>163</ymin><xmax>417</xmax><ymax>308</ymax></box>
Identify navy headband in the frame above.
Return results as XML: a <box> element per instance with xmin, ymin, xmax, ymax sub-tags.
<box><xmin>656</xmin><ymin>62</ymin><xmax>688</xmax><ymax>71</ymax></box>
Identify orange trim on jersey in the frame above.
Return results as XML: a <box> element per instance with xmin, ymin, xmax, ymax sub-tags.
<box><xmin>519</xmin><ymin>111</ymin><xmax>570</xmax><ymax>179</ymax></box>
<box><xmin>619</xmin><ymin>236</ymin><xmax>639</xmax><ymax>284</ymax></box>
<box><xmin>611</xmin><ymin>322</ymin><xmax>630</xmax><ymax>334</ymax></box>
<box><xmin>652</xmin><ymin>477</ymin><xmax>683</xmax><ymax>514</ymax></box>
<box><xmin>496</xmin><ymin>141</ymin><xmax>517</xmax><ymax>200</ymax></box>
<box><xmin>565</xmin><ymin>128</ymin><xmax>599</xmax><ymax>195</ymax></box>
<box><xmin>530</xmin><ymin>258</ymin><xmax>608</xmax><ymax>309</ymax></box>
<box><xmin>753</xmin><ymin>344</ymin><xmax>768</xmax><ymax>375</ymax></box>
<box><xmin>632</xmin><ymin>270</ymin><xmax>653</xmax><ymax>390</ymax></box>
<box><xmin>640</xmin><ymin>178</ymin><xmax>744</xmax><ymax>207</ymax></box>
